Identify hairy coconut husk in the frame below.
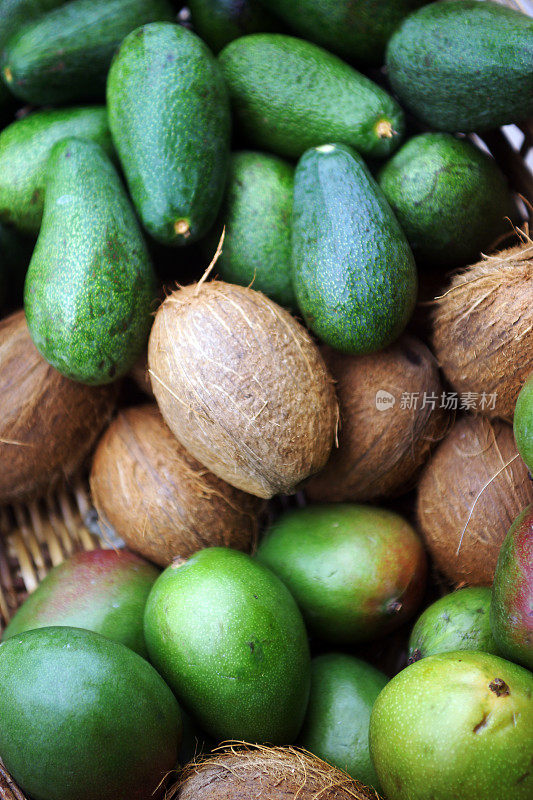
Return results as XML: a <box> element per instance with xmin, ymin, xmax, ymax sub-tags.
<box><xmin>148</xmin><ymin>281</ymin><xmax>338</xmax><ymax>499</ymax></box>
<box><xmin>173</xmin><ymin>744</ymin><xmax>381</xmax><ymax>800</ymax></box>
<box><xmin>90</xmin><ymin>404</ymin><xmax>263</xmax><ymax>566</ymax></box>
<box><xmin>307</xmin><ymin>335</ymin><xmax>449</xmax><ymax>503</ymax></box>
<box><xmin>0</xmin><ymin>310</ymin><xmax>117</xmax><ymax>505</ymax></box>
<box><xmin>433</xmin><ymin>240</ymin><xmax>533</xmax><ymax>420</ymax></box>
<box><xmin>417</xmin><ymin>415</ymin><xmax>533</xmax><ymax>586</ymax></box>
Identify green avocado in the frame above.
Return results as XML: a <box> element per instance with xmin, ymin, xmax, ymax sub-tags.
<box><xmin>2</xmin><ymin>0</ymin><xmax>175</xmax><ymax>105</ymax></box>
<box><xmin>514</xmin><ymin>373</ymin><xmax>533</xmax><ymax>473</ymax></box>
<box><xmin>144</xmin><ymin>547</ymin><xmax>311</xmax><ymax>743</ymax></box>
<box><xmin>0</xmin><ymin>106</ymin><xmax>113</xmax><ymax>236</ymax></box>
<box><xmin>386</xmin><ymin>0</ymin><xmax>533</xmax><ymax>132</ymax></box>
<box><xmin>3</xmin><ymin>550</ymin><xmax>159</xmax><ymax>658</ymax></box>
<box><xmin>218</xmin><ymin>34</ymin><xmax>404</xmax><ymax>159</ymax></box>
<box><xmin>0</xmin><ymin>626</ymin><xmax>181</xmax><ymax>800</ymax></box>
<box><xmin>370</xmin><ymin>651</ymin><xmax>533</xmax><ymax>800</ymax></box>
<box><xmin>378</xmin><ymin>133</ymin><xmax>516</xmax><ymax>269</ymax></box>
<box><xmin>206</xmin><ymin>151</ymin><xmax>295</xmax><ymax>307</ymax></box>
<box><xmin>107</xmin><ymin>22</ymin><xmax>231</xmax><ymax>246</ymax></box>
<box><xmin>491</xmin><ymin>505</ymin><xmax>533</xmax><ymax>671</ymax></box>
<box><xmin>0</xmin><ymin>0</ymin><xmax>68</xmax><ymax>106</ymax></box>
<box><xmin>256</xmin><ymin>504</ymin><xmax>426</xmax><ymax>644</ymax></box>
<box><xmin>408</xmin><ymin>588</ymin><xmax>499</xmax><ymax>663</ymax></box>
<box><xmin>260</xmin><ymin>0</ymin><xmax>428</xmax><ymax>65</ymax></box>
<box><xmin>292</xmin><ymin>143</ymin><xmax>417</xmax><ymax>354</ymax></box>
<box><xmin>189</xmin><ymin>0</ymin><xmax>282</xmax><ymax>53</ymax></box>
<box><xmin>24</xmin><ymin>137</ymin><xmax>157</xmax><ymax>385</ymax></box>
<box><xmin>299</xmin><ymin>654</ymin><xmax>387</xmax><ymax>790</ymax></box>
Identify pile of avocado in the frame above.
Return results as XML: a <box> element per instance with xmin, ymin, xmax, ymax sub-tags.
<box><xmin>0</xmin><ymin>1</ymin><xmax>532</xmax><ymax>800</ymax></box>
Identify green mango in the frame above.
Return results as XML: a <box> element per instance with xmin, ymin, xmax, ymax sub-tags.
<box><xmin>144</xmin><ymin>547</ymin><xmax>311</xmax><ymax>743</ymax></box>
<box><xmin>408</xmin><ymin>588</ymin><xmax>499</xmax><ymax>662</ymax></box>
<box><xmin>256</xmin><ymin>504</ymin><xmax>426</xmax><ymax>644</ymax></box>
<box><xmin>299</xmin><ymin>653</ymin><xmax>387</xmax><ymax>790</ymax></box>
<box><xmin>2</xmin><ymin>0</ymin><xmax>175</xmax><ymax>105</ymax></box>
<box><xmin>24</xmin><ymin>137</ymin><xmax>157</xmax><ymax>385</ymax></box>
<box><xmin>0</xmin><ymin>106</ymin><xmax>113</xmax><ymax>236</ymax></box>
<box><xmin>107</xmin><ymin>22</ymin><xmax>231</xmax><ymax>246</ymax></box>
<box><xmin>514</xmin><ymin>373</ymin><xmax>533</xmax><ymax>473</ymax></box>
<box><xmin>491</xmin><ymin>505</ymin><xmax>533</xmax><ymax>670</ymax></box>
<box><xmin>3</xmin><ymin>550</ymin><xmax>159</xmax><ymax>657</ymax></box>
<box><xmin>0</xmin><ymin>626</ymin><xmax>181</xmax><ymax>800</ymax></box>
<box><xmin>370</xmin><ymin>651</ymin><xmax>533</xmax><ymax>800</ymax></box>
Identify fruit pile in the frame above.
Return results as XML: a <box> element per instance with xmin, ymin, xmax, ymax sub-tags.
<box><xmin>0</xmin><ymin>1</ymin><xmax>532</xmax><ymax>800</ymax></box>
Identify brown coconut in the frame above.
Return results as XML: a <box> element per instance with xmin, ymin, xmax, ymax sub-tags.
<box><xmin>148</xmin><ymin>281</ymin><xmax>338</xmax><ymax>499</ymax></box>
<box><xmin>433</xmin><ymin>241</ymin><xmax>533</xmax><ymax>420</ymax></box>
<box><xmin>416</xmin><ymin>414</ymin><xmax>533</xmax><ymax>587</ymax></box>
<box><xmin>90</xmin><ymin>404</ymin><xmax>263</xmax><ymax>566</ymax></box>
<box><xmin>307</xmin><ymin>335</ymin><xmax>449</xmax><ymax>503</ymax></box>
<box><xmin>0</xmin><ymin>310</ymin><xmax>117</xmax><ymax>505</ymax></box>
<box><xmin>174</xmin><ymin>745</ymin><xmax>380</xmax><ymax>800</ymax></box>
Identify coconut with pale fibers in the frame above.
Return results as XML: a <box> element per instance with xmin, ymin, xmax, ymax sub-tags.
<box><xmin>148</xmin><ymin>281</ymin><xmax>338</xmax><ymax>498</ymax></box>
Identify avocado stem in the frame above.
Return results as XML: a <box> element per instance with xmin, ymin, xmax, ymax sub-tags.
<box><xmin>376</xmin><ymin>119</ymin><xmax>393</xmax><ymax>139</ymax></box>
<box><xmin>174</xmin><ymin>219</ymin><xmax>190</xmax><ymax>237</ymax></box>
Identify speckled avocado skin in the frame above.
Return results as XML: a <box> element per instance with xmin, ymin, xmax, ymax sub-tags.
<box><xmin>24</xmin><ymin>137</ymin><xmax>157</xmax><ymax>385</ymax></box>
<box><xmin>207</xmin><ymin>151</ymin><xmax>296</xmax><ymax>307</ymax></box>
<box><xmin>491</xmin><ymin>505</ymin><xmax>533</xmax><ymax>670</ymax></box>
<box><xmin>144</xmin><ymin>547</ymin><xmax>311</xmax><ymax>743</ymax></box>
<box><xmin>292</xmin><ymin>143</ymin><xmax>417</xmax><ymax>354</ymax></box>
<box><xmin>378</xmin><ymin>133</ymin><xmax>516</xmax><ymax>269</ymax></box>
<box><xmin>408</xmin><ymin>587</ymin><xmax>499</xmax><ymax>662</ymax></box>
<box><xmin>299</xmin><ymin>654</ymin><xmax>387</xmax><ymax>791</ymax></box>
<box><xmin>386</xmin><ymin>0</ymin><xmax>533</xmax><ymax>132</ymax></box>
<box><xmin>261</xmin><ymin>0</ymin><xmax>428</xmax><ymax>65</ymax></box>
<box><xmin>218</xmin><ymin>34</ymin><xmax>405</xmax><ymax>159</ymax></box>
<box><xmin>369</xmin><ymin>651</ymin><xmax>533</xmax><ymax>800</ymax></box>
<box><xmin>0</xmin><ymin>106</ymin><xmax>113</xmax><ymax>236</ymax></box>
<box><xmin>0</xmin><ymin>627</ymin><xmax>181</xmax><ymax>800</ymax></box>
<box><xmin>2</xmin><ymin>0</ymin><xmax>175</xmax><ymax>105</ymax></box>
<box><xmin>514</xmin><ymin>373</ymin><xmax>533</xmax><ymax>473</ymax></box>
<box><xmin>107</xmin><ymin>22</ymin><xmax>231</xmax><ymax>246</ymax></box>
<box><xmin>188</xmin><ymin>0</ymin><xmax>282</xmax><ymax>53</ymax></box>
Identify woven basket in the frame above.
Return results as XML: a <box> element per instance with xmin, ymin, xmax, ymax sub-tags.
<box><xmin>1</xmin><ymin>9</ymin><xmax>532</xmax><ymax>799</ymax></box>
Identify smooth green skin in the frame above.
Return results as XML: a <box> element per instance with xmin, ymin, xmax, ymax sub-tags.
<box><xmin>218</xmin><ymin>34</ymin><xmax>404</xmax><ymax>160</ymax></box>
<box><xmin>292</xmin><ymin>143</ymin><xmax>417</xmax><ymax>354</ymax></box>
<box><xmin>3</xmin><ymin>550</ymin><xmax>160</xmax><ymax>658</ymax></box>
<box><xmin>370</xmin><ymin>651</ymin><xmax>533</xmax><ymax>800</ymax></box>
<box><xmin>299</xmin><ymin>654</ymin><xmax>387</xmax><ymax>790</ymax></box>
<box><xmin>408</xmin><ymin>588</ymin><xmax>499</xmax><ymax>663</ymax></box>
<box><xmin>24</xmin><ymin>137</ymin><xmax>157</xmax><ymax>385</ymax></box>
<box><xmin>0</xmin><ymin>0</ymin><xmax>68</xmax><ymax>105</ymax></box>
<box><xmin>206</xmin><ymin>151</ymin><xmax>296</xmax><ymax>307</ymax></box>
<box><xmin>144</xmin><ymin>547</ymin><xmax>311</xmax><ymax>743</ymax></box>
<box><xmin>0</xmin><ymin>626</ymin><xmax>181</xmax><ymax>800</ymax></box>
<box><xmin>189</xmin><ymin>0</ymin><xmax>282</xmax><ymax>53</ymax></box>
<box><xmin>386</xmin><ymin>1</ymin><xmax>533</xmax><ymax>132</ymax></box>
<box><xmin>2</xmin><ymin>0</ymin><xmax>175</xmax><ymax>105</ymax></box>
<box><xmin>261</xmin><ymin>0</ymin><xmax>428</xmax><ymax>65</ymax></box>
<box><xmin>491</xmin><ymin>505</ymin><xmax>533</xmax><ymax>671</ymax></box>
<box><xmin>378</xmin><ymin>133</ymin><xmax>516</xmax><ymax>269</ymax></box>
<box><xmin>108</xmin><ymin>22</ymin><xmax>231</xmax><ymax>246</ymax></box>
<box><xmin>514</xmin><ymin>373</ymin><xmax>533</xmax><ymax>473</ymax></box>
<box><xmin>0</xmin><ymin>106</ymin><xmax>113</xmax><ymax>236</ymax></box>
<box><xmin>256</xmin><ymin>504</ymin><xmax>426</xmax><ymax>644</ymax></box>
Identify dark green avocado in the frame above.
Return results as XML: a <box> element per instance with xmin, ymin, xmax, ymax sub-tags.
<box><xmin>24</xmin><ymin>137</ymin><xmax>157</xmax><ymax>385</ymax></box>
<box><xmin>188</xmin><ymin>0</ymin><xmax>282</xmax><ymax>53</ymax></box>
<box><xmin>386</xmin><ymin>0</ymin><xmax>533</xmax><ymax>132</ymax></box>
<box><xmin>107</xmin><ymin>22</ymin><xmax>231</xmax><ymax>246</ymax></box>
<box><xmin>292</xmin><ymin>143</ymin><xmax>417</xmax><ymax>354</ymax></box>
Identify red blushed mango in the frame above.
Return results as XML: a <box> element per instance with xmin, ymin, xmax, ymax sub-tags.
<box><xmin>2</xmin><ymin>549</ymin><xmax>159</xmax><ymax>657</ymax></box>
<box><xmin>256</xmin><ymin>504</ymin><xmax>426</xmax><ymax>644</ymax></box>
<box><xmin>491</xmin><ymin>504</ymin><xmax>533</xmax><ymax>670</ymax></box>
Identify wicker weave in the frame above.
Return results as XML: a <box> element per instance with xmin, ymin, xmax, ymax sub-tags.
<box><xmin>0</xmin><ymin>8</ymin><xmax>532</xmax><ymax>795</ymax></box>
